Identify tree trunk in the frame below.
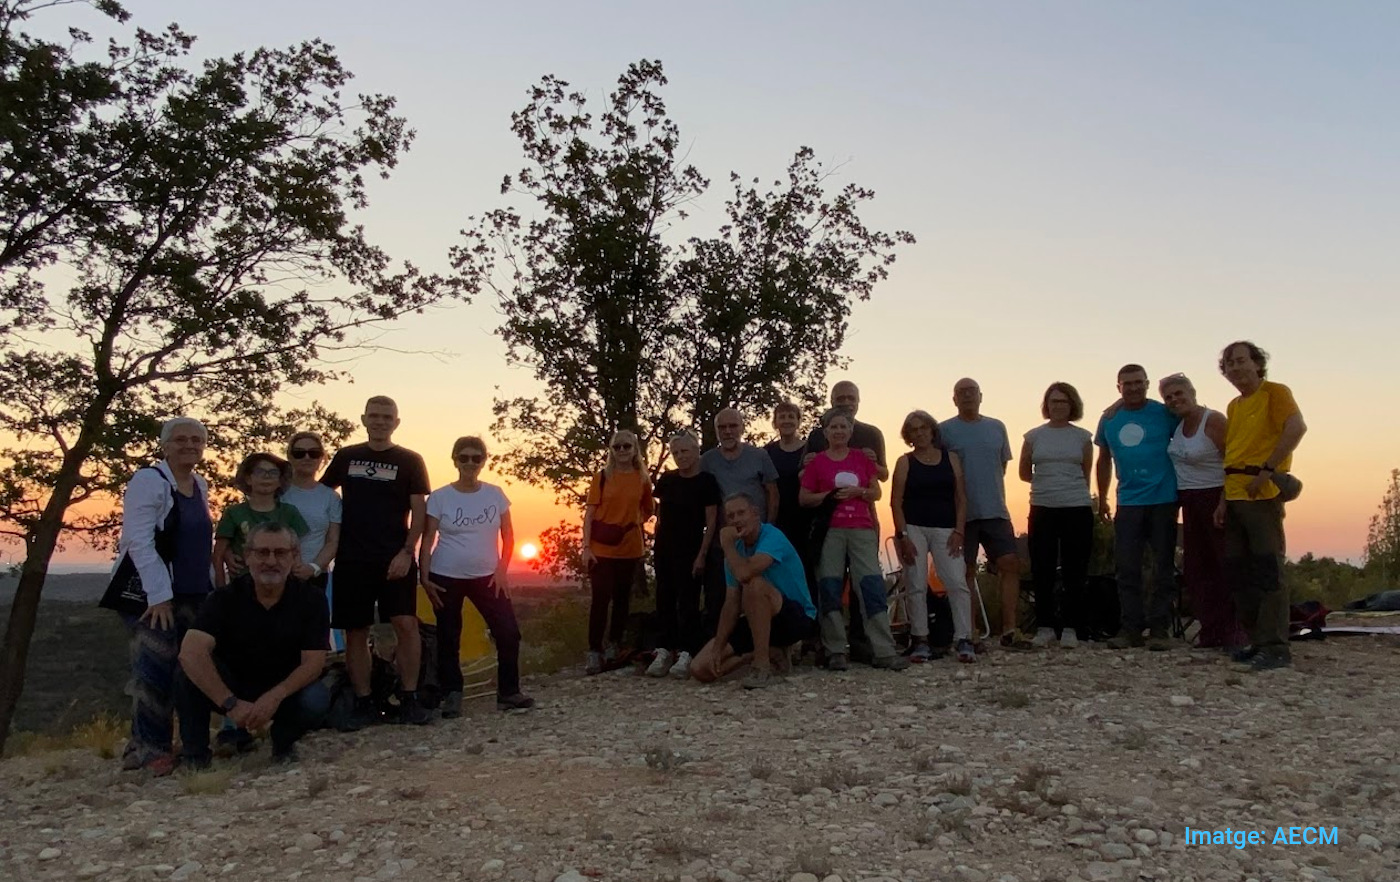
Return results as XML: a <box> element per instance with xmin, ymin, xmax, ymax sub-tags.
<box><xmin>0</xmin><ymin>416</ymin><xmax>105</xmax><ymax>753</ymax></box>
<box><xmin>0</xmin><ymin>496</ymin><xmax>74</xmax><ymax>753</ymax></box>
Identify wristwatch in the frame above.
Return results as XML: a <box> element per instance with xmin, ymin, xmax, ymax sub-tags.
<box><xmin>219</xmin><ymin>694</ymin><xmax>238</xmax><ymax>713</ymax></box>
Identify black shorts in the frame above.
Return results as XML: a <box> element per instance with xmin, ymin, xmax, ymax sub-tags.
<box><xmin>729</xmin><ymin>597</ymin><xmax>814</xmax><ymax>654</ymax></box>
<box><xmin>330</xmin><ymin>560</ymin><xmax>417</xmax><ymax>630</ymax></box>
<box><xmin>962</xmin><ymin>518</ymin><xmax>1018</xmax><ymax>567</ymax></box>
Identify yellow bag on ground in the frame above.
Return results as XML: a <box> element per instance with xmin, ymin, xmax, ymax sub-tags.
<box><xmin>416</xmin><ymin>587</ymin><xmax>494</xmax><ymax>660</ymax></box>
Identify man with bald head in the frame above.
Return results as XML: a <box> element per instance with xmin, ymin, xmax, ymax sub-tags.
<box><xmin>699</xmin><ymin>408</ymin><xmax>780</xmax><ymax>645</ymax></box>
<box><xmin>940</xmin><ymin>378</ymin><xmax>1022</xmax><ymax>646</ymax></box>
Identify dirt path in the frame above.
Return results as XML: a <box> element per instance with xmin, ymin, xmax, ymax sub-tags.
<box><xmin>3</xmin><ymin>637</ymin><xmax>1398</xmax><ymax>882</ymax></box>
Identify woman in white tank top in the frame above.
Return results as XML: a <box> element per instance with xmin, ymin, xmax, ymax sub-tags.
<box><xmin>1160</xmin><ymin>374</ymin><xmax>1246</xmax><ymax>649</ymax></box>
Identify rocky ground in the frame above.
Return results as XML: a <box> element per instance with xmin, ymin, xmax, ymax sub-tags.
<box><xmin>3</xmin><ymin>634</ymin><xmax>1399</xmax><ymax>882</ymax></box>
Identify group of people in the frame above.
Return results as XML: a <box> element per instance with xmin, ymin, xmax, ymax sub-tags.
<box><xmin>112</xmin><ymin>397</ymin><xmax>531</xmax><ymax>776</ymax></box>
<box><xmin>109</xmin><ymin>339</ymin><xmax>1304</xmax><ymax>774</ymax></box>
<box><xmin>583</xmin><ymin>339</ymin><xmax>1306</xmax><ymax>690</ymax></box>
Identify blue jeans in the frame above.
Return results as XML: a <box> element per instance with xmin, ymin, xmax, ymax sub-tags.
<box><xmin>1113</xmin><ymin>502</ymin><xmax>1178</xmax><ymax>632</ymax></box>
<box><xmin>176</xmin><ymin>667</ymin><xmax>330</xmax><ymax>760</ymax></box>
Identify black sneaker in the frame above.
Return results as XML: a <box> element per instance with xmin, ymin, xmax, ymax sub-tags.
<box><xmin>1248</xmin><ymin>652</ymin><xmax>1291</xmax><ymax>672</ymax></box>
<box><xmin>496</xmin><ymin>693</ymin><xmax>536</xmax><ymax>712</ymax></box>
<box><xmin>398</xmin><ymin>692</ymin><xmax>432</xmax><ymax>726</ymax></box>
<box><xmin>1146</xmin><ymin>628</ymin><xmax>1172</xmax><ymax>652</ymax></box>
<box><xmin>872</xmin><ymin>654</ymin><xmax>910</xmax><ymax>672</ymax></box>
<box><xmin>270</xmin><ymin>745</ymin><xmax>299</xmax><ymax>764</ymax></box>
<box><xmin>337</xmin><ymin>696</ymin><xmax>378</xmax><ymax>732</ymax></box>
<box><xmin>179</xmin><ymin>752</ymin><xmax>212</xmax><ymax>771</ymax></box>
<box><xmin>1106</xmin><ymin>630</ymin><xmax>1146</xmax><ymax>650</ymax></box>
<box><xmin>214</xmin><ymin>727</ymin><xmax>256</xmax><ymax>757</ymax></box>
<box><xmin>826</xmin><ymin>653</ymin><xmax>850</xmax><ymax>672</ymax></box>
<box><xmin>440</xmin><ymin>691</ymin><xmax>464</xmax><ymax>719</ymax></box>
<box><xmin>1230</xmin><ymin>645</ymin><xmax>1261</xmax><ymax>663</ymax></box>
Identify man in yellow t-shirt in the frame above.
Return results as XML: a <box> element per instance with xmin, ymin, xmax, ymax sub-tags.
<box><xmin>1215</xmin><ymin>341</ymin><xmax>1307</xmax><ymax>671</ymax></box>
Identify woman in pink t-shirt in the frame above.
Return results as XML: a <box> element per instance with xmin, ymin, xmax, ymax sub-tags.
<box><xmin>799</xmin><ymin>412</ymin><xmax>907</xmax><ymax>672</ymax></box>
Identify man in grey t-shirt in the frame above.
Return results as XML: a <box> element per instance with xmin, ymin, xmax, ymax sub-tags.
<box><xmin>940</xmin><ymin>378</ymin><xmax>1023</xmax><ymax>646</ymax></box>
<box><xmin>699</xmin><ymin>408</ymin><xmax>780</xmax><ymax>642</ymax></box>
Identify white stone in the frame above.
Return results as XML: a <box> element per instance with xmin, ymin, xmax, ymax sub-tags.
<box><xmin>296</xmin><ymin>833</ymin><xmax>324</xmax><ymax>851</ymax></box>
<box><xmin>481</xmin><ymin>859</ymin><xmax>506</xmax><ymax>873</ymax></box>
<box><xmin>38</xmin><ymin>848</ymin><xmax>62</xmax><ymax>860</ymax></box>
<box><xmin>1132</xmin><ymin>829</ymin><xmax>1158</xmax><ymax>845</ymax></box>
<box><xmin>1357</xmin><ymin>833</ymin><xmax>1382</xmax><ymax>851</ymax></box>
<box><xmin>789</xmin><ymin>874</ymin><xmax>819</xmax><ymax>882</ymax></box>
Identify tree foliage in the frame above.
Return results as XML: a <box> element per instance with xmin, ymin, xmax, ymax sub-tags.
<box><xmin>455</xmin><ymin>60</ymin><xmax>913</xmax><ymax>503</ymax></box>
<box><xmin>0</xmin><ymin>0</ymin><xmax>464</xmax><ymax>750</ymax></box>
<box><xmin>1365</xmin><ymin>468</ymin><xmax>1400</xmax><ymax>582</ymax></box>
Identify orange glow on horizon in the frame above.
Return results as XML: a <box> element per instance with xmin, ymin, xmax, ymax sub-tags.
<box><xmin>518</xmin><ymin>542</ymin><xmax>539</xmax><ymax>561</ymax></box>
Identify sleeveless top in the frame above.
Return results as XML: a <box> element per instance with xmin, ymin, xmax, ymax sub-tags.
<box><xmin>1167</xmin><ymin>408</ymin><xmax>1224</xmax><ymax>490</ymax></box>
<box><xmin>901</xmin><ymin>452</ymin><xmax>957</xmax><ymax>529</ymax></box>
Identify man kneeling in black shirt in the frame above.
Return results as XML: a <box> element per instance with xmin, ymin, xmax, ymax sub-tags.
<box><xmin>177</xmin><ymin>522</ymin><xmax>330</xmax><ymax>766</ymax></box>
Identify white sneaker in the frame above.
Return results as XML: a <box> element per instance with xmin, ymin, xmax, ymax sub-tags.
<box><xmin>1060</xmin><ymin>628</ymin><xmax>1079</xmax><ymax>649</ymax></box>
<box><xmin>669</xmin><ymin>651</ymin><xmax>692</xmax><ymax>680</ymax></box>
<box><xmin>1031</xmin><ymin>627</ymin><xmax>1056</xmax><ymax>648</ymax></box>
<box><xmin>646</xmin><ymin>648</ymin><xmax>674</xmax><ymax>678</ymax></box>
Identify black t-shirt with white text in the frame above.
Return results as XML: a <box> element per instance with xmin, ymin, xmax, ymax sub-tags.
<box><xmin>321</xmin><ymin>442</ymin><xmax>430</xmax><ymax>562</ymax></box>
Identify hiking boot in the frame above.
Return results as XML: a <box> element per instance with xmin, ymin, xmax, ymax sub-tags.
<box><xmin>646</xmin><ymin>648</ymin><xmax>674</xmax><ymax>678</ymax></box>
<box><xmin>1230</xmin><ymin>645</ymin><xmax>1260</xmax><ymax>663</ymax></box>
<box><xmin>909</xmin><ymin>641</ymin><xmax>933</xmax><ymax>663</ymax></box>
<box><xmin>1248</xmin><ymin>652</ymin><xmax>1291</xmax><ymax>672</ymax></box>
<box><xmin>337</xmin><ymin>696</ymin><xmax>377</xmax><ymax>732</ymax></box>
<box><xmin>826</xmin><ymin>653</ymin><xmax>850</xmax><ymax>672</ymax></box>
<box><xmin>497</xmin><ymin>693</ymin><xmax>536</xmax><ymax>711</ymax></box>
<box><xmin>999</xmin><ymin>630</ymin><xmax>1034</xmax><ymax>651</ymax></box>
<box><xmin>956</xmin><ymin>639</ymin><xmax>978</xmax><ymax>664</ymax></box>
<box><xmin>1106</xmin><ymin>630</ymin><xmax>1146</xmax><ymax>650</ymax></box>
<box><xmin>270</xmin><ymin>745</ymin><xmax>299</xmax><ymax>765</ymax></box>
<box><xmin>398</xmin><ymin>692</ymin><xmax>432</xmax><ymax>726</ymax></box>
<box><xmin>1147</xmin><ymin>629</ymin><xmax>1172</xmax><ymax>652</ymax></box>
<box><xmin>145</xmin><ymin>753</ymin><xmax>179</xmax><ymax>778</ymax></box>
<box><xmin>214</xmin><ymin>726</ymin><xmax>256</xmax><ymax>758</ymax></box>
<box><xmin>669</xmin><ymin>651</ymin><xmax>692</xmax><ymax>680</ymax></box>
<box><xmin>872</xmin><ymin>654</ymin><xmax>910</xmax><ymax>672</ymax></box>
<box><xmin>439</xmin><ymin>690</ymin><xmax>464</xmax><ymax>719</ymax></box>
<box><xmin>585</xmin><ymin>651</ymin><xmax>603</xmax><ymax>675</ymax></box>
<box><xmin>602</xmin><ymin>642</ymin><xmax>619</xmax><ymax>664</ymax></box>
<box><xmin>742</xmin><ymin>668</ymin><xmax>776</xmax><ymax>690</ymax></box>
<box><xmin>1059</xmin><ymin>628</ymin><xmax>1080</xmax><ymax>649</ymax></box>
<box><xmin>1031</xmin><ymin>627</ymin><xmax>1056</xmax><ymax>649</ymax></box>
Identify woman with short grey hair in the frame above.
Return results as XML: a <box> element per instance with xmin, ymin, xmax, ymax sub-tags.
<box><xmin>109</xmin><ymin>417</ymin><xmax>214</xmax><ymax>776</ymax></box>
<box><xmin>1160</xmin><ymin>373</ymin><xmax>1243</xmax><ymax>649</ymax></box>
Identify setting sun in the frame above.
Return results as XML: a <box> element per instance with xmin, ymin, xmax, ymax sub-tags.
<box><xmin>519</xmin><ymin>542</ymin><xmax>539</xmax><ymax>561</ymax></box>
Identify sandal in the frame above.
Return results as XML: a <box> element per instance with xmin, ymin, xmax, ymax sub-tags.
<box><xmin>999</xmin><ymin>630</ymin><xmax>1035</xmax><ymax>652</ymax></box>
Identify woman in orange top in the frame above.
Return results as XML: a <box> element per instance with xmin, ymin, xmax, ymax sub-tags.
<box><xmin>582</xmin><ymin>430</ymin><xmax>654</xmax><ymax>673</ymax></box>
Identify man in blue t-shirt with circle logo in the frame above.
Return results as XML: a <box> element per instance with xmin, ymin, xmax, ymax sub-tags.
<box><xmin>1095</xmin><ymin>364</ymin><xmax>1180</xmax><ymax>650</ymax></box>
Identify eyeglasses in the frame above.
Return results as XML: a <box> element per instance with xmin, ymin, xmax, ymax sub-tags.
<box><xmin>455</xmin><ymin>453</ymin><xmax>485</xmax><ymax>464</ymax></box>
<box><xmin>289</xmin><ymin>448</ymin><xmax>323</xmax><ymax>459</ymax></box>
<box><xmin>246</xmin><ymin>547</ymin><xmax>295</xmax><ymax>560</ymax></box>
<box><xmin>251</xmin><ymin>467</ymin><xmax>282</xmax><ymax>478</ymax></box>
<box><xmin>611</xmin><ymin>443</ymin><xmax>634</xmax><ymax>451</ymax></box>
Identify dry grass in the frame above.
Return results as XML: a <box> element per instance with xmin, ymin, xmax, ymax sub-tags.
<box><xmin>180</xmin><ymin>767</ymin><xmax>234</xmax><ymax>796</ymax></box>
<box><xmin>4</xmin><ymin>712</ymin><xmax>126</xmax><ymax>759</ymax></box>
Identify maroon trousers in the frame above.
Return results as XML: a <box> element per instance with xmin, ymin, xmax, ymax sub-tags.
<box><xmin>1179</xmin><ymin>487</ymin><xmax>1246</xmax><ymax>648</ymax></box>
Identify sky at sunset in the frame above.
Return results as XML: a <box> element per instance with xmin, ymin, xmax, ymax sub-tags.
<box><xmin>29</xmin><ymin>1</ymin><xmax>1400</xmax><ymax>569</ymax></box>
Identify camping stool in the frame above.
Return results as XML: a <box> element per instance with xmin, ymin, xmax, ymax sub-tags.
<box><xmin>882</xmin><ymin>536</ymin><xmax>992</xmax><ymax>643</ymax></box>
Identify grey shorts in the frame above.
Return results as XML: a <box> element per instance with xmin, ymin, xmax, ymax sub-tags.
<box><xmin>962</xmin><ymin>518</ymin><xmax>1018</xmax><ymax>567</ymax></box>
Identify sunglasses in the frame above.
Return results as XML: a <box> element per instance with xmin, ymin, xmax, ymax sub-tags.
<box><xmin>455</xmin><ymin>453</ymin><xmax>485</xmax><ymax>464</ymax></box>
<box><xmin>289</xmin><ymin>448</ymin><xmax>323</xmax><ymax>459</ymax></box>
<box><xmin>251</xmin><ymin>467</ymin><xmax>282</xmax><ymax>478</ymax></box>
<box><xmin>611</xmin><ymin>443</ymin><xmax>634</xmax><ymax>451</ymax></box>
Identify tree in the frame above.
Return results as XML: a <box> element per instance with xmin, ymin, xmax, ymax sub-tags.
<box><xmin>454</xmin><ymin>60</ymin><xmax>912</xmax><ymax>501</ymax></box>
<box><xmin>528</xmin><ymin>519</ymin><xmax>584</xmax><ymax>585</ymax></box>
<box><xmin>0</xmin><ymin>1</ymin><xmax>465</xmax><ymax>751</ymax></box>
<box><xmin>1365</xmin><ymin>468</ymin><xmax>1400</xmax><ymax>583</ymax></box>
